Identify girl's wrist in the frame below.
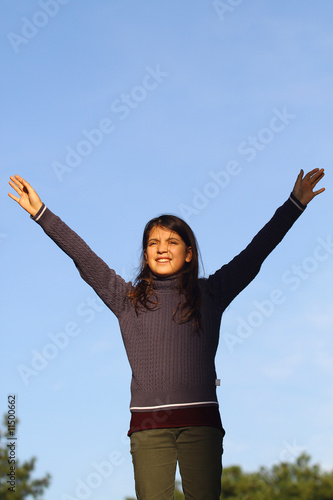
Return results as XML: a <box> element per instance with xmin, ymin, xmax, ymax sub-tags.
<box><xmin>291</xmin><ymin>191</ymin><xmax>307</xmax><ymax>209</ymax></box>
<box><xmin>31</xmin><ymin>202</ymin><xmax>43</xmax><ymax>217</ymax></box>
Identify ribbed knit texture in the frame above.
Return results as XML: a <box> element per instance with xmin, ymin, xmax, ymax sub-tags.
<box><xmin>32</xmin><ymin>194</ymin><xmax>305</xmax><ymax>411</ymax></box>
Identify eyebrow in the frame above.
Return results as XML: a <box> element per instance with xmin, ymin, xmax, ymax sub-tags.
<box><xmin>148</xmin><ymin>236</ymin><xmax>181</xmax><ymax>243</ymax></box>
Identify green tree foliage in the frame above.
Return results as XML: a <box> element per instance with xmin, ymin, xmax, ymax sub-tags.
<box><xmin>257</xmin><ymin>453</ymin><xmax>333</xmax><ymax>500</ymax></box>
<box><xmin>0</xmin><ymin>415</ymin><xmax>51</xmax><ymax>499</ymax></box>
<box><xmin>127</xmin><ymin>454</ymin><xmax>333</xmax><ymax>499</ymax></box>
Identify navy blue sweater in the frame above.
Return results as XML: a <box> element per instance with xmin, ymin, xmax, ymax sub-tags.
<box><xmin>32</xmin><ymin>194</ymin><xmax>305</xmax><ymax>413</ymax></box>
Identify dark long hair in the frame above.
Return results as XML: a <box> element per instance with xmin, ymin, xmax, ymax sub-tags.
<box><xmin>128</xmin><ymin>214</ymin><xmax>201</xmax><ymax>328</ymax></box>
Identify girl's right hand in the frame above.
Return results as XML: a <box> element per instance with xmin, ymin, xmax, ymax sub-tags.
<box><xmin>8</xmin><ymin>175</ymin><xmax>43</xmax><ymax>217</ymax></box>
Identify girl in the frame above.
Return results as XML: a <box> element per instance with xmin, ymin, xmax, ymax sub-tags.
<box><xmin>8</xmin><ymin>169</ymin><xmax>325</xmax><ymax>500</ymax></box>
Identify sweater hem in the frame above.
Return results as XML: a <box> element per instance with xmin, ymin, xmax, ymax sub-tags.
<box><xmin>130</xmin><ymin>401</ymin><xmax>219</xmax><ymax>412</ymax></box>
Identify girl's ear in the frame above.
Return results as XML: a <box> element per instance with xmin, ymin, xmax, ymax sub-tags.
<box><xmin>185</xmin><ymin>246</ymin><xmax>192</xmax><ymax>263</ymax></box>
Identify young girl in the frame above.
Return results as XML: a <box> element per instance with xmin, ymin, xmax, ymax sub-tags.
<box><xmin>8</xmin><ymin>169</ymin><xmax>325</xmax><ymax>500</ymax></box>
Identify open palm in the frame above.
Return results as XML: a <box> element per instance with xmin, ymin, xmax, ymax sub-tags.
<box><xmin>8</xmin><ymin>175</ymin><xmax>43</xmax><ymax>216</ymax></box>
<box><xmin>292</xmin><ymin>168</ymin><xmax>325</xmax><ymax>206</ymax></box>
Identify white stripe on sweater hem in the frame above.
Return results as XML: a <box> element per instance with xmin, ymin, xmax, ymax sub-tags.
<box><xmin>289</xmin><ymin>195</ymin><xmax>305</xmax><ymax>211</ymax></box>
<box><xmin>34</xmin><ymin>205</ymin><xmax>47</xmax><ymax>221</ymax></box>
<box><xmin>130</xmin><ymin>401</ymin><xmax>219</xmax><ymax>411</ymax></box>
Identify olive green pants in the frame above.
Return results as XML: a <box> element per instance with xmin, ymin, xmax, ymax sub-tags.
<box><xmin>130</xmin><ymin>426</ymin><xmax>223</xmax><ymax>499</ymax></box>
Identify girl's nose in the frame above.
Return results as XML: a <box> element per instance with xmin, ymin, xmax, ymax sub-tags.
<box><xmin>157</xmin><ymin>243</ymin><xmax>168</xmax><ymax>253</ymax></box>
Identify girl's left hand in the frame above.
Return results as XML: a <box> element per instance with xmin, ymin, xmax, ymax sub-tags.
<box><xmin>292</xmin><ymin>168</ymin><xmax>325</xmax><ymax>205</ymax></box>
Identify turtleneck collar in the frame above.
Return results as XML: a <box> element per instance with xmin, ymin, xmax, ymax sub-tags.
<box><xmin>152</xmin><ymin>274</ymin><xmax>180</xmax><ymax>291</ymax></box>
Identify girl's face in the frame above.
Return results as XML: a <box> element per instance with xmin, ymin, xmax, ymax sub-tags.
<box><xmin>144</xmin><ymin>226</ymin><xmax>192</xmax><ymax>277</ymax></box>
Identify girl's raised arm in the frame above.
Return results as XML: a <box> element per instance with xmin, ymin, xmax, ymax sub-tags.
<box><xmin>8</xmin><ymin>175</ymin><xmax>129</xmax><ymax>317</ymax></box>
<box><xmin>208</xmin><ymin>168</ymin><xmax>325</xmax><ymax>310</ymax></box>
<box><xmin>8</xmin><ymin>175</ymin><xmax>43</xmax><ymax>217</ymax></box>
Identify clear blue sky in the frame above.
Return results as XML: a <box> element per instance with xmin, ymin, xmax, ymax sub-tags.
<box><xmin>1</xmin><ymin>1</ymin><xmax>332</xmax><ymax>499</ymax></box>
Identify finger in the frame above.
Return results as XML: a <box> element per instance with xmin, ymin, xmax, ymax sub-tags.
<box><xmin>313</xmin><ymin>187</ymin><xmax>326</xmax><ymax>196</ymax></box>
<box><xmin>8</xmin><ymin>192</ymin><xmax>20</xmax><ymax>203</ymax></box>
<box><xmin>9</xmin><ymin>179</ymin><xmax>22</xmax><ymax>195</ymax></box>
<box><xmin>296</xmin><ymin>169</ymin><xmax>304</xmax><ymax>182</ymax></box>
<box><xmin>311</xmin><ymin>170</ymin><xmax>325</xmax><ymax>186</ymax></box>
<box><xmin>20</xmin><ymin>177</ymin><xmax>34</xmax><ymax>193</ymax></box>
<box><xmin>309</xmin><ymin>168</ymin><xmax>324</xmax><ymax>181</ymax></box>
<box><xmin>293</xmin><ymin>169</ymin><xmax>303</xmax><ymax>188</ymax></box>
<box><xmin>14</xmin><ymin>174</ymin><xmax>25</xmax><ymax>182</ymax></box>
<box><xmin>9</xmin><ymin>177</ymin><xmax>21</xmax><ymax>186</ymax></box>
<box><xmin>305</xmin><ymin>168</ymin><xmax>320</xmax><ymax>178</ymax></box>
<box><xmin>9</xmin><ymin>176</ymin><xmax>23</xmax><ymax>190</ymax></box>
<box><xmin>13</xmin><ymin>175</ymin><xmax>30</xmax><ymax>192</ymax></box>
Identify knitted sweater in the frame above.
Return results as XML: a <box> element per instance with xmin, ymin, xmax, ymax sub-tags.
<box><xmin>32</xmin><ymin>194</ymin><xmax>305</xmax><ymax>412</ymax></box>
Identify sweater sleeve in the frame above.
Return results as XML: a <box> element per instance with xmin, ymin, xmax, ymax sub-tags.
<box><xmin>31</xmin><ymin>204</ymin><xmax>130</xmax><ymax>317</ymax></box>
<box><xmin>207</xmin><ymin>193</ymin><xmax>306</xmax><ymax>311</ymax></box>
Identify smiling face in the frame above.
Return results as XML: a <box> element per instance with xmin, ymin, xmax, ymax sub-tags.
<box><xmin>144</xmin><ymin>226</ymin><xmax>192</xmax><ymax>277</ymax></box>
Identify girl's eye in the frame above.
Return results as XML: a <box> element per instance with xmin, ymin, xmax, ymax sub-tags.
<box><xmin>169</xmin><ymin>241</ymin><xmax>177</xmax><ymax>245</ymax></box>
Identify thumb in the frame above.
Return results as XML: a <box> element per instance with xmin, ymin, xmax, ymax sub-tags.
<box><xmin>297</xmin><ymin>169</ymin><xmax>304</xmax><ymax>182</ymax></box>
<box><xmin>293</xmin><ymin>169</ymin><xmax>303</xmax><ymax>190</ymax></box>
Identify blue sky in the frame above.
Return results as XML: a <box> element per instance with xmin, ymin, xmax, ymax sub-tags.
<box><xmin>1</xmin><ymin>1</ymin><xmax>333</xmax><ymax>499</ymax></box>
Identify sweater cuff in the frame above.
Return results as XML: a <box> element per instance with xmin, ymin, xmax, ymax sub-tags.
<box><xmin>30</xmin><ymin>203</ymin><xmax>47</xmax><ymax>222</ymax></box>
<box><xmin>289</xmin><ymin>192</ymin><xmax>307</xmax><ymax>211</ymax></box>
